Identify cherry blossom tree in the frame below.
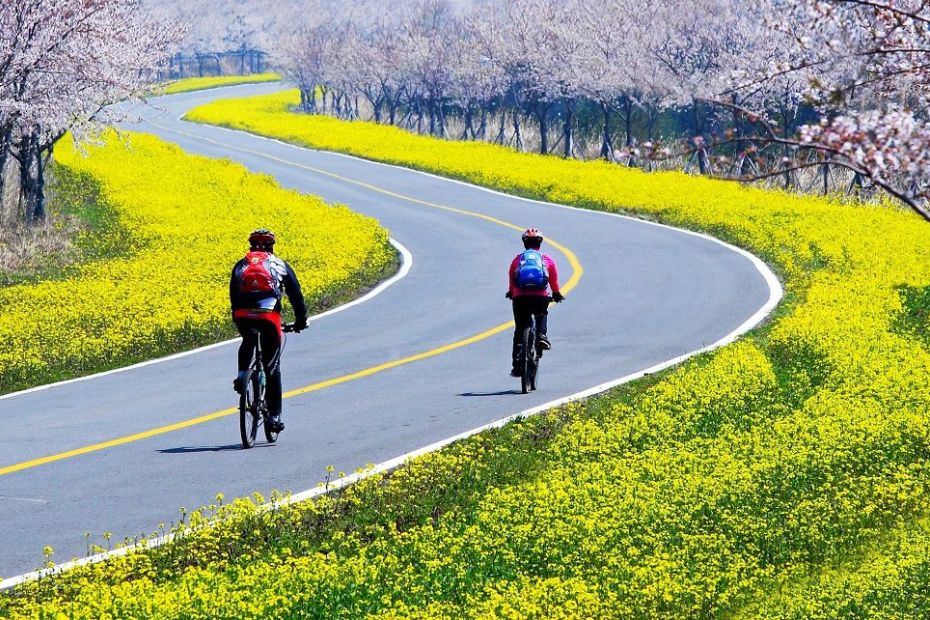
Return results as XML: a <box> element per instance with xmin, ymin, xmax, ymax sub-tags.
<box><xmin>0</xmin><ymin>0</ymin><xmax>179</xmax><ymax>222</ymax></box>
<box><xmin>718</xmin><ymin>0</ymin><xmax>930</xmax><ymax>218</ymax></box>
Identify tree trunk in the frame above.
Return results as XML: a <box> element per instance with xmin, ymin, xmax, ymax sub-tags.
<box><xmin>562</xmin><ymin>100</ymin><xmax>575</xmax><ymax>159</ymax></box>
<box><xmin>33</xmin><ymin>140</ymin><xmax>51</xmax><ymax>222</ymax></box>
<box><xmin>534</xmin><ymin>102</ymin><xmax>549</xmax><ymax>154</ymax></box>
<box><xmin>849</xmin><ymin>171</ymin><xmax>863</xmax><ymax>195</ymax></box>
<box><xmin>647</xmin><ymin>106</ymin><xmax>657</xmax><ymax>142</ymax></box>
<box><xmin>600</xmin><ymin>102</ymin><xmax>612</xmax><ymax>160</ymax></box>
<box><xmin>461</xmin><ymin>108</ymin><xmax>474</xmax><ymax>140</ymax></box>
<box><xmin>438</xmin><ymin>103</ymin><xmax>448</xmax><ymax>138</ymax></box>
<box><xmin>693</xmin><ymin>100</ymin><xmax>707</xmax><ymax>174</ymax></box>
<box><xmin>372</xmin><ymin>94</ymin><xmax>384</xmax><ymax>123</ymax></box>
<box><xmin>478</xmin><ymin>107</ymin><xmax>488</xmax><ymax>140</ymax></box>
<box><xmin>512</xmin><ymin>110</ymin><xmax>523</xmax><ymax>151</ymax></box>
<box><xmin>623</xmin><ymin>97</ymin><xmax>633</xmax><ymax>147</ymax></box>
<box><xmin>428</xmin><ymin>99</ymin><xmax>437</xmax><ymax>136</ymax></box>
<box><xmin>16</xmin><ymin>132</ymin><xmax>40</xmax><ymax>223</ymax></box>
<box><xmin>495</xmin><ymin>111</ymin><xmax>506</xmax><ymax>145</ymax></box>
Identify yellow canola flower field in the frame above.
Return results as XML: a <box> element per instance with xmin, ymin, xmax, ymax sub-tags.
<box><xmin>7</xmin><ymin>91</ymin><xmax>930</xmax><ymax>618</ymax></box>
<box><xmin>0</xmin><ymin>130</ymin><xmax>392</xmax><ymax>394</ymax></box>
<box><xmin>160</xmin><ymin>72</ymin><xmax>281</xmax><ymax>95</ymax></box>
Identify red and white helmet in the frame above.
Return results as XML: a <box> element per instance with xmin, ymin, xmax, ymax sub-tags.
<box><xmin>521</xmin><ymin>227</ymin><xmax>543</xmax><ymax>242</ymax></box>
<box><xmin>248</xmin><ymin>228</ymin><xmax>276</xmax><ymax>250</ymax></box>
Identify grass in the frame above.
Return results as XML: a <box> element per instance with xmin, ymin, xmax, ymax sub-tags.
<box><xmin>0</xmin><ymin>166</ymin><xmax>129</xmax><ymax>286</ymax></box>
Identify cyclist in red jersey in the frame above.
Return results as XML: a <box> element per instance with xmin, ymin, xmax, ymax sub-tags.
<box><xmin>230</xmin><ymin>228</ymin><xmax>307</xmax><ymax>432</ymax></box>
<box><xmin>506</xmin><ymin>228</ymin><xmax>564</xmax><ymax>377</ymax></box>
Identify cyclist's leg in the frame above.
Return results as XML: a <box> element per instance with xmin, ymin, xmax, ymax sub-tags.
<box><xmin>531</xmin><ymin>296</ymin><xmax>551</xmax><ymax>348</ymax></box>
<box><xmin>233</xmin><ymin>319</ymin><xmax>258</xmax><ymax>391</ymax></box>
<box><xmin>512</xmin><ymin>297</ymin><xmax>533</xmax><ymax>370</ymax></box>
<box><xmin>257</xmin><ymin>319</ymin><xmax>283</xmax><ymax>422</ymax></box>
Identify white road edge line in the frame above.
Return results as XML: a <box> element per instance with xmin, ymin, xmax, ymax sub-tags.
<box><xmin>0</xmin><ymin>239</ymin><xmax>412</xmax><ymax>403</ymax></box>
<box><xmin>0</xmin><ymin>96</ymin><xmax>782</xmax><ymax>591</ymax></box>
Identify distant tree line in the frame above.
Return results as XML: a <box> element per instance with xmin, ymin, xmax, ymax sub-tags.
<box><xmin>273</xmin><ymin>0</ymin><xmax>930</xmax><ymax>218</ymax></box>
<box><xmin>161</xmin><ymin>49</ymin><xmax>268</xmax><ymax>80</ymax></box>
<box><xmin>145</xmin><ymin>0</ymin><xmax>302</xmax><ymax>80</ymax></box>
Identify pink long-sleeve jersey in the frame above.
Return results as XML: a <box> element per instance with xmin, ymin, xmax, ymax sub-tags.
<box><xmin>509</xmin><ymin>252</ymin><xmax>560</xmax><ymax>298</ymax></box>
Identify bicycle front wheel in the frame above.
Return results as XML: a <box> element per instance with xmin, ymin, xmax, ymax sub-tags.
<box><xmin>239</xmin><ymin>369</ymin><xmax>259</xmax><ymax>448</ymax></box>
<box><xmin>521</xmin><ymin>327</ymin><xmax>534</xmax><ymax>394</ymax></box>
<box><xmin>529</xmin><ymin>341</ymin><xmax>538</xmax><ymax>391</ymax></box>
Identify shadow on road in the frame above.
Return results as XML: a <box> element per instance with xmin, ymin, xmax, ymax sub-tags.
<box><xmin>157</xmin><ymin>444</ymin><xmax>267</xmax><ymax>454</ymax></box>
<box><xmin>458</xmin><ymin>390</ymin><xmax>523</xmax><ymax>397</ymax></box>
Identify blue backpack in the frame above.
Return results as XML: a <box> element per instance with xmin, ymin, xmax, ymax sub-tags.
<box><xmin>515</xmin><ymin>249</ymin><xmax>549</xmax><ymax>290</ymax></box>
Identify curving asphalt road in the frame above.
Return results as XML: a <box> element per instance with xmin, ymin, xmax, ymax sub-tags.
<box><xmin>0</xmin><ymin>84</ymin><xmax>777</xmax><ymax>581</ymax></box>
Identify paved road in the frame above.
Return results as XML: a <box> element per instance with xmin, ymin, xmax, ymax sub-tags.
<box><xmin>0</xmin><ymin>84</ymin><xmax>777</xmax><ymax>580</ymax></box>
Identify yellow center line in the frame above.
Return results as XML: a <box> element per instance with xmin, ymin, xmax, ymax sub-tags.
<box><xmin>0</xmin><ymin>123</ymin><xmax>583</xmax><ymax>478</ymax></box>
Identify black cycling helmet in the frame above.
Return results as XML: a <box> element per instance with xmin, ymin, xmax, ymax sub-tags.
<box><xmin>521</xmin><ymin>227</ymin><xmax>543</xmax><ymax>248</ymax></box>
<box><xmin>249</xmin><ymin>228</ymin><xmax>276</xmax><ymax>250</ymax></box>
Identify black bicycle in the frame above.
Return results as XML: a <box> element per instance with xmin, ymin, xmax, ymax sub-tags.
<box><xmin>239</xmin><ymin>323</ymin><xmax>297</xmax><ymax>449</ymax></box>
<box><xmin>518</xmin><ymin>316</ymin><xmax>541</xmax><ymax>394</ymax></box>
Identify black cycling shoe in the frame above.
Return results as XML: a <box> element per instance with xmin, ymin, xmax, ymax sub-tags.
<box><xmin>233</xmin><ymin>372</ymin><xmax>246</xmax><ymax>394</ymax></box>
<box><xmin>510</xmin><ymin>366</ymin><xmax>521</xmax><ymax>377</ymax></box>
<box><xmin>268</xmin><ymin>415</ymin><xmax>285</xmax><ymax>432</ymax></box>
<box><xmin>538</xmin><ymin>335</ymin><xmax>551</xmax><ymax>350</ymax></box>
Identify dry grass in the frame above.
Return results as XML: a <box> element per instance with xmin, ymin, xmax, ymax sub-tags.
<box><xmin>0</xmin><ymin>219</ymin><xmax>80</xmax><ymax>277</ymax></box>
<box><xmin>0</xmin><ymin>163</ymin><xmax>86</xmax><ymax>283</ymax></box>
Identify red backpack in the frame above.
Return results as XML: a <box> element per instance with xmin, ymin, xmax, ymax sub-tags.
<box><xmin>238</xmin><ymin>251</ymin><xmax>280</xmax><ymax>295</ymax></box>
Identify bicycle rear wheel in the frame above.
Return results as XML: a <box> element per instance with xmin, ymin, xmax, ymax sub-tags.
<box><xmin>263</xmin><ymin>412</ymin><xmax>279</xmax><ymax>444</ymax></box>
<box><xmin>239</xmin><ymin>369</ymin><xmax>259</xmax><ymax>448</ymax></box>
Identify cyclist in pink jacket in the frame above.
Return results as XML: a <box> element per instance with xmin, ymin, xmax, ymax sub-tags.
<box><xmin>506</xmin><ymin>228</ymin><xmax>564</xmax><ymax>377</ymax></box>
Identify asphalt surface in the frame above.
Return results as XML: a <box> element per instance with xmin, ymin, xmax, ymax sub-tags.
<box><xmin>0</xmin><ymin>83</ymin><xmax>776</xmax><ymax>579</ymax></box>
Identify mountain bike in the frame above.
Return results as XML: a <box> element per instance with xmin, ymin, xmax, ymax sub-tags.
<box><xmin>239</xmin><ymin>323</ymin><xmax>297</xmax><ymax>449</ymax></box>
<box><xmin>518</xmin><ymin>316</ymin><xmax>541</xmax><ymax>394</ymax></box>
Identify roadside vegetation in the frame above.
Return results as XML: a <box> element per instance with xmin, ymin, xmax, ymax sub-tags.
<box><xmin>159</xmin><ymin>72</ymin><xmax>281</xmax><ymax>95</ymax></box>
<box><xmin>0</xmin><ymin>166</ymin><xmax>126</xmax><ymax>286</ymax></box>
<box><xmin>0</xmin><ymin>130</ymin><xmax>394</xmax><ymax>396</ymax></box>
<box><xmin>3</xmin><ymin>91</ymin><xmax>930</xmax><ymax>618</ymax></box>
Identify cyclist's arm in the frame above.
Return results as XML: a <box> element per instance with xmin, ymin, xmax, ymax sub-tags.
<box><xmin>282</xmin><ymin>262</ymin><xmax>308</xmax><ymax>322</ymax></box>
<box><xmin>229</xmin><ymin>262</ymin><xmax>243</xmax><ymax>311</ymax></box>
<box><xmin>545</xmin><ymin>256</ymin><xmax>560</xmax><ymax>295</ymax></box>
<box><xmin>507</xmin><ymin>255</ymin><xmax>520</xmax><ymax>297</ymax></box>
